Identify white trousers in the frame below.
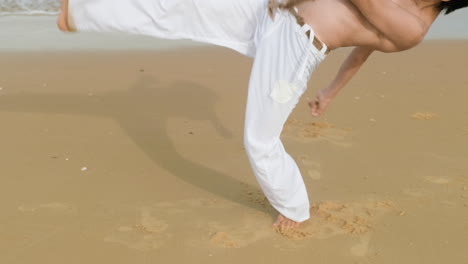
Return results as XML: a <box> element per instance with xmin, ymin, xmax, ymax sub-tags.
<box><xmin>69</xmin><ymin>0</ymin><xmax>328</xmax><ymax>222</ymax></box>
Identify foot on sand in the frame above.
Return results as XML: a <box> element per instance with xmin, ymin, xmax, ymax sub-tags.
<box><xmin>57</xmin><ymin>0</ymin><xmax>75</xmax><ymax>32</ymax></box>
<box><xmin>273</xmin><ymin>214</ymin><xmax>301</xmax><ymax>229</ymax></box>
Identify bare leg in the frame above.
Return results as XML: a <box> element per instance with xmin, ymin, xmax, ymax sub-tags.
<box><xmin>57</xmin><ymin>0</ymin><xmax>74</xmax><ymax>32</ymax></box>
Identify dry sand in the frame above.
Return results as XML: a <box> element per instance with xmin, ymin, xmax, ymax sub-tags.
<box><xmin>0</xmin><ymin>41</ymin><xmax>467</xmax><ymax>264</ymax></box>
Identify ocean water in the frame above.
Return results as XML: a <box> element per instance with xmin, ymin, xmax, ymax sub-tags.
<box><xmin>0</xmin><ymin>0</ymin><xmax>60</xmax><ymax>15</ymax></box>
<box><xmin>426</xmin><ymin>10</ymin><xmax>468</xmax><ymax>39</ymax></box>
<box><xmin>1</xmin><ymin>0</ymin><xmax>467</xmax><ymax>38</ymax></box>
<box><xmin>0</xmin><ymin>0</ymin><xmax>466</xmax><ymax>51</ymax></box>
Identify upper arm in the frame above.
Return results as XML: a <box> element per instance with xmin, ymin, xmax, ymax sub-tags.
<box><xmin>350</xmin><ymin>0</ymin><xmax>427</xmax><ymax>51</ymax></box>
<box><xmin>347</xmin><ymin>46</ymin><xmax>374</xmax><ymax>65</ymax></box>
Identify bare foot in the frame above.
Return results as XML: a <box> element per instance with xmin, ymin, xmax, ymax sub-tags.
<box><xmin>309</xmin><ymin>88</ymin><xmax>333</xmax><ymax>117</ymax></box>
<box><xmin>57</xmin><ymin>0</ymin><xmax>74</xmax><ymax>32</ymax></box>
<box><xmin>273</xmin><ymin>214</ymin><xmax>301</xmax><ymax>229</ymax></box>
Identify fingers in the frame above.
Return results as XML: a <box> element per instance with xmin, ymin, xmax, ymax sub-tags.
<box><xmin>309</xmin><ymin>98</ymin><xmax>321</xmax><ymax>117</ymax></box>
<box><xmin>309</xmin><ymin>94</ymin><xmax>332</xmax><ymax>117</ymax></box>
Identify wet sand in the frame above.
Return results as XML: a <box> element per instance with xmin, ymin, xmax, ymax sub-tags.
<box><xmin>0</xmin><ymin>41</ymin><xmax>467</xmax><ymax>263</ymax></box>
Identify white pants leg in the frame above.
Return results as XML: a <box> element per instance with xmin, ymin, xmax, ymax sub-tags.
<box><xmin>68</xmin><ymin>0</ymin><xmax>328</xmax><ymax>222</ymax></box>
<box><xmin>68</xmin><ymin>0</ymin><xmax>268</xmax><ymax>57</ymax></box>
<box><xmin>244</xmin><ymin>9</ymin><xmax>327</xmax><ymax>222</ymax></box>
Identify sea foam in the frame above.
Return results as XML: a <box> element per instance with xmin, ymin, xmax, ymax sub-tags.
<box><xmin>0</xmin><ymin>0</ymin><xmax>60</xmax><ymax>16</ymax></box>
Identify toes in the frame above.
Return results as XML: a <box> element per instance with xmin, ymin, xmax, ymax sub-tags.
<box><xmin>273</xmin><ymin>215</ymin><xmax>285</xmax><ymax>227</ymax></box>
<box><xmin>273</xmin><ymin>215</ymin><xmax>301</xmax><ymax>229</ymax></box>
<box><xmin>283</xmin><ymin>219</ymin><xmax>300</xmax><ymax>229</ymax></box>
<box><xmin>272</xmin><ymin>219</ymin><xmax>281</xmax><ymax>227</ymax></box>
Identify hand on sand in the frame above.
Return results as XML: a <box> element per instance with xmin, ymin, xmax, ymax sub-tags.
<box><xmin>309</xmin><ymin>88</ymin><xmax>333</xmax><ymax>117</ymax></box>
<box><xmin>273</xmin><ymin>214</ymin><xmax>301</xmax><ymax>229</ymax></box>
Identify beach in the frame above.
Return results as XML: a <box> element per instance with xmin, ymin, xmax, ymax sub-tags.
<box><xmin>0</xmin><ymin>16</ymin><xmax>467</xmax><ymax>264</ymax></box>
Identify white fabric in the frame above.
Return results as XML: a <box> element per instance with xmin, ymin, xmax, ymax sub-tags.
<box><xmin>69</xmin><ymin>0</ymin><xmax>327</xmax><ymax>222</ymax></box>
<box><xmin>244</xmin><ymin>10</ymin><xmax>325</xmax><ymax>222</ymax></box>
<box><xmin>69</xmin><ymin>0</ymin><xmax>268</xmax><ymax>57</ymax></box>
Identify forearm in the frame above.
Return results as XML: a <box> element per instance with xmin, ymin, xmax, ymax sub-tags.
<box><xmin>324</xmin><ymin>47</ymin><xmax>373</xmax><ymax>99</ymax></box>
<box><xmin>309</xmin><ymin>47</ymin><xmax>373</xmax><ymax>117</ymax></box>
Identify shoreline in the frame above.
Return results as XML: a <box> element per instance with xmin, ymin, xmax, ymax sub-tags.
<box><xmin>1</xmin><ymin>15</ymin><xmax>468</xmax><ymax>52</ymax></box>
<box><xmin>0</xmin><ymin>39</ymin><xmax>466</xmax><ymax>55</ymax></box>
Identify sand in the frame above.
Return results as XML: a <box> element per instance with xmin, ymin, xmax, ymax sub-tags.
<box><xmin>0</xmin><ymin>41</ymin><xmax>467</xmax><ymax>264</ymax></box>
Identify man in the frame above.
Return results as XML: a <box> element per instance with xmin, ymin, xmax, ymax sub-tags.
<box><xmin>57</xmin><ymin>0</ymin><xmax>467</xmax><ymax>229</ymax></box>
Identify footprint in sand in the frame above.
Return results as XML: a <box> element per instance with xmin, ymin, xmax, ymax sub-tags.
<box><xmin>411</xmin><ymin>112</ymin><xmax>438</xmax><ymax>120</ymax></box>
<box><xmin>423</xmin><ymin>175</ymin><xmax>452</xmax><ymax>184</ymax></box>
<box><xmin>241</xmin><ymin>182</ymin><xmax>272</xmax><ymax>209</ymax></box>
<box><xmin>209</xmin><ymin>231</ymin><xmax>241</xmax><ymax>248</ymax></box>
<box><xmin>104</xmin><ymin>197</ymin><xmax>273</xmax><ymax>250</ymax></box>
<box><xmin>200</xmin><ymin>214</ymin><xmax>274</xmax><ymax>249</ymax></box>
<box><xmin>275</xmin><ymin>200</ymin><xmax>396</xmax><ymax>240</ymax></box>
<box><xmin>462</xmin><ymin>186</ymin><xmax>468</xmax><ymax>207</ymax></box>
<box><xmin>104</xmin><ymin>207</ymin><xmax>171</xmax><ymax>251</ymax></box>
<box><xmin>463</xmin><ymin>127</ymin><xmax>468</xmax><ymax>136</ymax></box>
<box><xmin>351</xmin><ymin>235</ymin><xmax>372</xmax><ymax>257</ymax></box>
<box><xmin>17</xmin><ymin>202</ymin><xmax>76</xmax><ymax>213</ymax></box>
<box><xmin>401</xmin><ymin>188</ymin><xmax>433</xmax><ymax>204</ymax></box>
<box><xmin>283</xmin><ymin>119</ymin><xmax>352</xmax><ymax>147</ymax></box>
<box><xmin>163</xmin><ymin>195</ymin><xmax>275</xmax><ymax>249</ymax></box>
<box><xmin>240</xmin><ymin>185</ymin><xmax>397</xmax><ymax>243</ymax></box>
<box><xmin>307</xmin><ymin>170</ymin><xmax>322</xmax><ymax>180</ymax></box>
<box><xmin>402</xmin><ymin>188</ymin><xmax>430</xmax><ymax>198</ymax></box>
<box><xmin>299</xmin><ymin>155</ymin><xmax>322</xmax><ymax>180</ymax></box>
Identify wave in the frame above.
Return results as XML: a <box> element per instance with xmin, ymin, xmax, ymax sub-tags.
<box><xmin>0</xmin><ymin>0</ymin><xmax>60</xmax><ymax>16</ymax></box>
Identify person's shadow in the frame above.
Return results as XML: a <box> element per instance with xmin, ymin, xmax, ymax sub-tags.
<box><xmin>0</xmin><ymin>75</ymin><xmax>271</xmax><ymax>214</ymax></box>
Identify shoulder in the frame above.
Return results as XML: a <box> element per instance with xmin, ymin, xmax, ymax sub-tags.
<box><xmin>377</xmin><ymin>9</ymin><xmax>438</xmax><ymax>53</ymax></box>
<box><xmin>377</xmin><ymin>30</ymin><xmax>424</xmax><ymax>53</ymax></box>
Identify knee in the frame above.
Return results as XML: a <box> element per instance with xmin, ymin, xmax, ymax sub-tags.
<box><xmin>243</xmin><ymin>128</ymin><xmax>275</xmax><ymax>161</ymax></box>
<box><xmin>243</xmin><ymin>132</ymin><xmax>268</xmax><ymax>174</ymax></box>
<box><xmin>243</xmin><ymin>132</ymin><xmax>255</xmax><ymax>157</ymax></box>
<box><xmin>243</xmin><ymin>129</ymin><xmax>261</xmax><ymax>158</ymax></box>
